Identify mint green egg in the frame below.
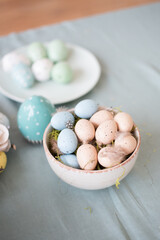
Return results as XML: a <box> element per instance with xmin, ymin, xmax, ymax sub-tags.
<box><xmin>17</xmin><ymin>96</ymin><xmax>56</xmax><ymax>142</ymax></box>
<box><xmin>28</xmin><ymin>42</ymin><xmax>47</xmax><ymax>62</ymax></box>
<box><xmin>47</xmin><ymin>40</ymin><xmax>68</xmax><ymax>62</ymax></box>
<box><xmin>51</xmin><ymin>62</ymin><xmax>73</xmax><ymax>84</ymax></box>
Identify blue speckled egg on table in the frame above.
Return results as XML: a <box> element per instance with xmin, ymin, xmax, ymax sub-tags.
<box><xmin>11</xmin><ymin>63</ymin><xmax>35</xmax><ymax>88</ymax></box>
<box><xmin>57</xmin><ymin>129</ymin><xmax>78</xmax><ymax>154</ymax></box>
<box><xmin>17</xmin><ymin>96</ymin><xmax>56</xmax><ymax>143</ymax></box>
<box><xmin>51</xmin><ymin>111</ymin><xmax>75</xmax><ymax>130</ymax></box>
<box><xmin>60</xmin><ymin>154</ymin><xmax>80</xmax><ymax>169</ymax></box>
<box><xmin>74</xmin><ymin>99</ymin><xmax>98</xmax><ymax>119</ymax></box>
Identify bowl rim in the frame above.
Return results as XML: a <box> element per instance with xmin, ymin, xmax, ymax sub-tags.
<box><xmin>43</xmin><ymin>108</ymin><xmax>141</xmax><ymax>174</ymax></box>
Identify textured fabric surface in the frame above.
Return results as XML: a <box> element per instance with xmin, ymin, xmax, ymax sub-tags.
<box><xmin>0</xmin><ymin>3</ymin><xmax>160</xmax><ymax>240</ymax></box>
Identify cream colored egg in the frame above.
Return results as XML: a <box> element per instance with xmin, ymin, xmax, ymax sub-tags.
<box><xmin>90</xmin><ymin>110</ymin><xmax>113</xmax><ymax>128</ymax></box>
<box><xmin>98</xmin><ymin>146</ymin><xmax>125</xmax><ymax>168</ymax></box>
<box><xmin>75</xmin><ymin>119</ymin><xmax>95</xmax><ymax>144</ymax></box>
<box><xmin>114</xmin><ymin>112</ymin><xmax>133</xmax><ymax>132</ymax></box>
<box><xmin>95</xmin><ymin>120</ymin><xmax>117</xmax><ymax>145</ymax></box>
<box><xmin>0</xmin><ymin>124</ymin><xmax>9</xmax><ymax>145</ymax></box>
<box><xmin>115</xmin><ymin>135</ymin><xmax>137</xmax><ymax>155</ymax></box>
<box><xmin>77</xmin><ymin>144</ymin><xmax>98</xmax><ymax>170</ymax></box>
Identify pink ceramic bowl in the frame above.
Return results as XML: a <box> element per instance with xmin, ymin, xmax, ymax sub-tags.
<box><xmin>43</xmin><ymin>108</ymin><xmax>141</xmax><ymax>190</ymax></box>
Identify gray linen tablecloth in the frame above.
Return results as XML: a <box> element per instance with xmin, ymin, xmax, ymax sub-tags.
<box><xmin>0</xmin><ymin>3</ymin><xmax>160</xmax><ymax>240</ymax></box>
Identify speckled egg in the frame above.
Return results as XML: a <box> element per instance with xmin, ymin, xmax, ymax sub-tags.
<box><xmin>47</xmin><ymin>40</ymin><xmax>68</xmax><ymax>62</ymax></box>
<box><xmin>90</xmin><ymin>110</ymin><xmax>113</xmax><ymax>128</ymax></box>
<box><xmin>28</xmin><ymin>42</ymin><xmax>47</xmax><ymax>62</ymax></box>
<box><xmin>60</xmin><ymin>154</ymin><xmax>80</xmax><ymax>169</ymax></box>
<box><xmin>114</xmin><ymin>112</ymin><xmax>133</xmax><ymax>132</ymax></box>
<box><xmin>98</xmin><ymin>146</ymin><xmax>125</xmax><ymax>168</ymax></box>
<box><xmin>17</xmin><ymin>96</ymin><xmax>56</xmax><ymax>142</ymax></box>
<box><xmin>76</xmin><ymin>144</ymin><xmax>98</xmax><ymax>170</ymax></box>
<box><xmin>51</xmin><ymin>62</ymin><xmax>73</xmax><ymax>84</ymax></box>
<box><xmin>75</xmin><ymin>99</ymin><xmax>98</xmax><ymax>119</ymax></box>
<box><xmin>57</xmin><ymin>129</ymin><xmax>78</xmax><ymax>154</ymax></box>
<box><xmin>32</xmin><ymin>58</ymin><xmax>53</xmax><ymax>82</ymax></box>
<box><xmin>11</xmin><ymin>63</ymin><xmax>35</xmax><ymax>88</ymax></box>
<box><xmin>95</xmin><ymin>120</ymin><xmax>117</xmax><ymax>145</ymax></box>
<box><xmin>2</xmin><ymin>51</ymin><xmax>31</xmax><ymax>72</ymax></box>
<box><xmin>75</xmin><ymin>119</ymin><xmax>95</xmax><ymax>144</ymax></box>
<box><xmin>0</xmin><ymin>152</ymin><xmax>7</xmax><ymax>173</ymax></box>
<box><xmin>115</xmin><ymin>135</ymin><xmax>137</xmax><ymax>155</ymax></box>
<box><xmin>51</xmin><ymin>111</ymin><xmax>75</xmax><ymax>131</ymax></box>
<box><xmin>0</xmin><ymin>113</ymin><xmax>10</xmax><ymax>129</ymax></box>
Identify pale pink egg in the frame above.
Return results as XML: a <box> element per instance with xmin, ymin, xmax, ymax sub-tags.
<box><xmin>90</xmin><ymin>110</ymin><xmax>113</xmax><ymax>128</ymax></box>
<box><xmin>2</xmin><ymin>52</ymin><xmax>31</xmax><ymax>72</ymax></box>
<box><xmin>75</xmin><ymin>119</ymin><xmax>95</xmax><ymax>144</ymax></box>
<box><xmin>115</xmin><ymin>135</ymin><xmax>137</xmax><ymax>155</ymax></box>
<box><xmin>98</xmin><ymin>146</ymin><xmax>125</xmax><ymax>168</ymax></box>
<box><xmin>114</xmin><ymin>112</ymin><xmax>133</xmax><ymax>132</ymax></box>
<box><xmin>76</xmin><ymin>144</ymin><xmax>98</xmax><ymax>170</ymax></box>
<box><xmin>95</xmin><ymin>120</ymin><xmax>117</xmax><ymax>145</ymax></box>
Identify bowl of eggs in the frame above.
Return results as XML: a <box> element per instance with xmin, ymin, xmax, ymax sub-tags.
<box><xmin>43</xmin><ymin>99</ymin><xmax>141</xmax><ymax>190</ymax></box>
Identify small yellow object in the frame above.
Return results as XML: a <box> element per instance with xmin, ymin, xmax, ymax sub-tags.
<box><xmin>146</xmin><ymin>132</ymin><xmax>152</xmax><ymax>137</ymax></box>
<box><xmin>84</xmin><ymin>207</ymin><xmax>92</xmax><ymax>214</ymax></box>
<box><xmin>114</xmin><ymin>106</ymin><xmax>122</xmax><ymax>112</ymax></box>
<box><xmin>115</xmin><ymin>167</ymin><xmax>125</xmax><ymax>189</ymax></box>
<box><xmin>0</xmin><ymin>152</ymin><xmax>7</xmax><ymax>173</ymax></box>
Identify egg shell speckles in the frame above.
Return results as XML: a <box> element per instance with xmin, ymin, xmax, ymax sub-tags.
<box><xmin>2</xmin><ymin>52</ymin><xmax>31</xmax><ymax>72</ymax></box>
<box><xmin>28</xmin><ymin>42</ymin><xmax>47</xmax><ymax>62</ymax></box>
<box><xmin>76</xmin><ymin>144</ymin><xmax>98</xmax><ymax>170</ymax></box>
<box><xmin>57</xmin><ymin>129</ymin><xmax>78</xmax><ymax>154</ymax></box>
<box><xmin>98</xmin><ymin>147</ymin><xmax>125</xmax><ymax>168</ymax></box>
<box><xmin>17</xmin><ymin>96</ymin><xmax>56</xmax><ymax>142</ymax></box>
<box><xmin>75</xmin><ymin>119</ymin><xmax>95</xmax><ymax>144</ymax></box>
<box><xmin>74</xmin><ymin>99</ymin><xmax>98</xmax><ymax>119</ymax></box>
<box><xmin>95</xmin><ymin>120</ymin><xmax>117</xmax><ymax>145</ymax></box>
<box><xmin>90</xmin><ymin>110</ymin><xmax>113</xmax><ymax>128</ymax></box>
<box><xmin>11</xmin><ymin>63</ymin><xmax>35</xmax><ymax>88</ymax></box>
<box><xmin>47</xmin><ymin>40</ymin><xmax>68</xmax><ymax>62</ymax></box>
<box><xmin>51</xmin><ymin>111</ymin><xmax>75</xmax><ymax>131</ymax></box>
<box><xmin>60</xmin><ymin>154</ymin><xmax>80</xmax><ymax>169</ymax></box>
<box><xmin>114</xmin><ymin>112</ymin><xmax>133</xmax><ymax>132</ymax></box>
<box><xmin>115</xmin><ymin>135</ymin><xmax>137</xmax><ymax>155</ymax></box>
<box><xmin>32</xmin><ymin>58</ymin><xmax>53</xmax><ymax>82</ymax></box>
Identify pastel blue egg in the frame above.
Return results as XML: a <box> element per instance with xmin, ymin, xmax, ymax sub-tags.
<box><xmin>60</xmin><ymin>154</ymin><xmax>80</xmax><ymax>169</ymax></box>
<box><xmin>57</xmin><ymin>129</ymin><xmax>78</xmax><ymax>154</ymax></box>
<box><xmin>17</xmin><ymin>96</ymin><xmax>56</xmax><ymax>142</ymax></box>
<box><xmin>75</xmin><ymin>99</ymin><xmax>98</xmax><ymax>119</ymax></box>
<box><xmin>11</xmin><ymin>63</ymin><xmax>35</xmax><ymax>88</ymax></box>
<box><xmin>51</xmin><ymin>111</ymin><xmax>75</xmax><ymax>130</ymax></box>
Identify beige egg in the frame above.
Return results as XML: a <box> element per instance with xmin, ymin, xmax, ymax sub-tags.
<box><xmin>0</xmin><ymin>124</ymin><xmax>9</xmax><ymax>145</ymax></box>
<box><xmin>90</xmin><ymin>110</ymin><xmax>113</xmax><ymax>128</ymax></box>
<box><xmin>75</xmin><ymin>119</ymin><xmax>95</xmax><ymax>144</ymax></box>
<box><xmin>98</xmin><ymin>146</ymin><xmax>125</xmax><ymax>168</ymax></box>
<box><xmin>77</xmin><ymin>144</ymin><xmax>98</xmax><ymax>170</ymax></box>
<box><xmin>95</xmin><ymin>120</ymin><xmax>117</xmax><ymax>145</ymax></box>
<box><xmin>115</xmin><ymin>135</ymin><xmax>137</xmax><ymax>155</ymax></box>
<box><xmin>114</xmin><ymin>112</ymin><xmax>133</xmax><ymax>132</ymax></box>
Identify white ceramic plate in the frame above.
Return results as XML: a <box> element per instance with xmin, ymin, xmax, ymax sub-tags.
<box><xmin>0</xmin><ymin>43</ymin><xmax>101</xmax><ymax>104</ymax></box>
